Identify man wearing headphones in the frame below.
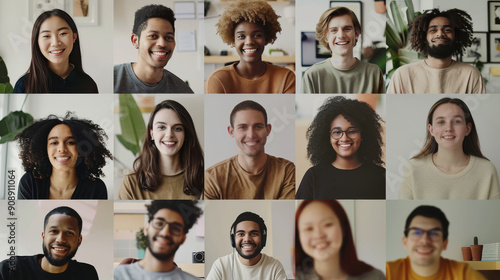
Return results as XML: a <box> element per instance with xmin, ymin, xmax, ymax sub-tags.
<box><xmin>206</xmin><ymin>212</ymin><xmax>287</xmax><ymax>280</ymax></box>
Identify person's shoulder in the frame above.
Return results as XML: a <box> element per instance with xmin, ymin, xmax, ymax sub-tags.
<box><xmin>303</xmin><ymin>59</ymin><xmax>330</xmax><ymax>75</ymax></box>
<box><xmin>114</xmin><ymin>63</ymin><xmax>130</xmax><ymax>71</ymax></box>
<box><xmin>452</xmin><ymin>61</ymin><xmax>480</xmax><ymax>72</ymax></box>
<box><xmin>267</xmin><ymin>154</ymin><xmax>294</xmax><ymax>165</ymax></box>
<box><xmin>208</xmin><ymin>65</ymin><xmax>234</xmax><ymax>79</ymax></box>
<box><xmin>471</xmin><ymin>156</ymin><xmax>496</xmax><ymax>169</ymax></box>
<box><xmin>267</xmin><ymin>63</ymin><xmax>295</xmax><ymax>76</ymax></box>
<box><xmin>162</xmin><ymin>69</ymin><xmax>194</xmax><ymax>93</ymax></box>
<box><xmin>71</xmin><ymin>259</ymin><xmax>97</xmax><ymax>272</ymax></box>
<box><xmin>364</xmin><ymin>162</ymin><xmax>386</xmax><ymax>172</ymax></box>
<box><xmin>386</xmin><ymin>257</ymin><xmax>407</xmax><ymax>270</ymax></box>
<box><xmin>356</xmin><ymin>60</ymin><xmax>381</xmax><ymax>70</ymax></box>
<box><xmin>206</xmin><ymin>156</ymin><xmax>237</xmax><ymax>173</ymax></box>
<box><xmin>260</xmin><ymin>253</ymin><xmax>285</xmax><ymax>267</ymax></box>
<box><xmin>394</xmin><ymin>61</ymin><xmax>423</xmax><ymax>73</ymax></box>
<box><xmin>13</xmin><ymin>73</ymin><xmax>28</xmax><ymax>93</ymax></box>
<box><xmin>175</xmin><ymin>267</ymin><xmax>200</xmax><ymax>280</ymax></box>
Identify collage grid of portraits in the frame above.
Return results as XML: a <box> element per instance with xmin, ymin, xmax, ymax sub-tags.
<box><xmin>1</xmin><ymin>0</ymin><xmax>500</xmax><ymax>280</ymax></box>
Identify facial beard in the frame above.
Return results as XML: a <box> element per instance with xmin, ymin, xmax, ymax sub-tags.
<box><xmin>235</xmin><ymin>242</ymin><xmax>263</xmax><ymax>260</ymax></box>
<box><xmin>425</xmin><ymin>41</ymin><xmax>459</xmax><ymax>59</ymax></box>
<box><xmin>146</xmin><ymin>234</ymin><xmax>180</xmax><ymax>261</ymax></box>
<box><xmin>42</xmin><ymin>242</ymin><xmax>77</xmax><ymax>267</ymax></box>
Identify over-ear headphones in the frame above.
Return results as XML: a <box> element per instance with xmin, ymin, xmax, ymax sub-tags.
<box><xmin>229</xmin><ymin>212</ymin><xmax>267</xmax><ymax>248</ymax></box>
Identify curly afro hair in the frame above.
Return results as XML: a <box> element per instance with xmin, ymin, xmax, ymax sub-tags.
<box><xmin>409</xmin><ymin>8</ymin><xmax>473</xmax><ymax>57</ymax></box>
<box><xmin>306</xmin><ymin>96</ymin><xmax>384</xmax><ymax>166</ymax></box>
<box><xmin>146</xmin><ymin>200</ymin><xmax>202</xmax><ymax>234</ymax></box>
<box><xmin>16</xmin><ymin>112</ymin><xmax>113</xmax><ymax>180</ymax></box>
<box><xmin>216</xmin><ymin>0</ymin><xmax>281</xmax><ymax>46</ymax></box>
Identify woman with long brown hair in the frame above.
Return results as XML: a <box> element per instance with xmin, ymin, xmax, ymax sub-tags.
<box><xmin>13</xmin><ymin>9</ymin><xmax>97</xmax><ymax>93</ymax></box>
<box><xmin>118</xmin><ymin>100</ymin><xmax>204</xmax><ymax>199</ymax></box>
<box><xmin>400</xmin><ymin>98</ymin><xmax>499</xmax><ymax>199</ymax></box>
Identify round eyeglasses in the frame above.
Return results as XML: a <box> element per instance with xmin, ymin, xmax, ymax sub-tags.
<box><xmin>330</xmin><ymin>128</ymin><xmax>360</xmax><ymax>140</ymax></box>
<box><xmin>150</xmin><ymin>218</ymin><xmax>184</xmax><ymax>236</ymax></box>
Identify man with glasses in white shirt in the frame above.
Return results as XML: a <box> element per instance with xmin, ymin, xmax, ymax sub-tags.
<box><xmin>114</xmin><ymin>200</ymin><xmax>202</xmax><ymax>280</ymax></box>
<box><xmin>386</xmin><ymin>205</ymin><xmax>486</xmax><ymax>280</ymax></box>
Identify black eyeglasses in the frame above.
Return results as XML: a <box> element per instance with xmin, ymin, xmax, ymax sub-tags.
<box><xmin>330</xmin><ymin>128</ymin><xmax>360</xmax><ymax>140</ymax></box>
<box><xmin>405</xmin><ymin>227</ymin><xmax>443</xmax><ymax>241</ymax></box>
<box><xmin>150</xmin><ymin>218</ymin><xmax>184</xmax><ymax>236</ymax></box>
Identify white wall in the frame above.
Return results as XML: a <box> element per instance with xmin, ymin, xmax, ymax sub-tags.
<box><xmin>387</xmin><ymin>200</ymin><xmax>500</xmax><ymax>261</ymax></box>
<box><xmin>204</xmin><ymin>200</ymin><xmax>295</xmax><ymax>279</ymax></box>
<box><xmin>295</xmin><ymin>0</ymin><xmax>386</xmax><ymax>92</ymax></box>
<box><xmin>204</xmin><ymin>95</ymin><xmax>295</xmax><ymax>168</ymax></box>
<box><xmin>4</xmin><ymin>94</ymin><xmax>115</xmax><ymax>198</ymax></box>
<box><xmin>0</xmin><ymin>0</ymin><xmax>114</xmax><ymax>93</ymax></box>
<box><xmin>113</xmin><ymin>94</ymin><xmax>204</xmax><ymax>199</ymax></box>
<box><xmin>386</xmin><ymin>94</ymin><xmax>500</xmax><ymax>199</ymax></box>
<box><xmin>355</xmin><ymin>200</ymin><xmax>386</xmax><ymax>274</ymax></box>
<box><xmin>114</xmin><ymin>0</ymin><xmax>205</xmax><ymax>93</ymax></box>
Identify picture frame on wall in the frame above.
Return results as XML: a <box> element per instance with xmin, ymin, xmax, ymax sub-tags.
<box><xmin>28</xmin><ymin>0</ymin><xmax>98</xmax><ymax>26</ymax></box>
<box><xmin>301</xmin><ymin>32</ymin><xmax>328</xmax><ymax>66</ymax></box>
<box><xmin>329</xmin><ymin>1</ymin><xmax>362</xmax><ymax>59</ymax></box>
<box><xmin>489</xmin><ymin>32</ymin><xmax>500</xmax><ymax>62</ymax></box>
<box><xmin>488</xmin><ymin>1</ymin><xmax>500</xmax><ymax>32</ymax></box>
<box><xmin>463</xmin><ymin>32</ymin><xmax>488</xmax><ymax>63</ymax></box>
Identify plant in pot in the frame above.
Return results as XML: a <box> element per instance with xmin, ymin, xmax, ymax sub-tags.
<box><xmin>136</xmin><ymin>227</ymin><xmax>147</xmax><ymax>259</ymax></box>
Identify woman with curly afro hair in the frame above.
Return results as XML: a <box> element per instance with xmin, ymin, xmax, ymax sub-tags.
<box><xmin>296</xmin><ymin>96</ymin><xmax>385</xmax><ymax>199</ymax></box>
<box><xmin>205</xmin><ymin>0</ymin><xmax>295</xmax><ymax>93</ymax></box>
<box><xmin>16</xmin><ymin>112</ymin><xmax>112</xmax><ymax>199</ymax></box>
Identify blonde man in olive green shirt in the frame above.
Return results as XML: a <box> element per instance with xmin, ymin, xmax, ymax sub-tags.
<box><xmin>302</xmin><ymin>7</ymin><xmax>384</xmax><ymax>93</ymax></box>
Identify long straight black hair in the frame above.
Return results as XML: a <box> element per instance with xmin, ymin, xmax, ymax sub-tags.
<box><xmin>25</xmin><ymin>9</ymin><xmax>85</xmax><ymax>93</ymax></box>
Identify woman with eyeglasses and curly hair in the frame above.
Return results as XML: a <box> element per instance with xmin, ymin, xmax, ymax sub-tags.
<box><xmin>296</xmin><ymin>96</ymin><xmax>385</xmax><ymax>199</ymax></box>
<box><xmin>205</xmin><ymin>0</ymin><xmax>295</xmax><ymax>93</ymax></box>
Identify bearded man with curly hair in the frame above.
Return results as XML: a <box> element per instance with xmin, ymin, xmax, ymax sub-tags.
<box><xmin>387</xmin><ymin>8</ymin><xmax>485</xmax><ymax>93</ymax></box>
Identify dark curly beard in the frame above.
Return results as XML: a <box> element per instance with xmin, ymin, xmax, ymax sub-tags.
<box><xmin>425</xmin><ymin>41</ymin><xmax>460</xmax><ymax>59</ymax></box>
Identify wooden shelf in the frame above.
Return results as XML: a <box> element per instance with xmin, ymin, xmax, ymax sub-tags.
<box><xmin>465</xmin><ymin>261</ymin><xmax>500</xmax><ymax>270</ymax></box>
<box><xmin>204</xmin><ymin>55</ymin><xmax>295</xmax><ymax>64</ymax></box>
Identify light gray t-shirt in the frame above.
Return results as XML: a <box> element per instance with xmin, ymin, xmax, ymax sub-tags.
<box><xmin>113</xmin><ymin>262</ymin><xmax>198</xmax><ymax>280</ymax></box>
<box><xmin>114</xmin><ymin>63</ymin><xmax>194</xmax><ymax>93</ymax></box>
<box><xmin>206</xmin><ymin>253</ymin><xmax>287</xmax><ymax>280</ymax></box>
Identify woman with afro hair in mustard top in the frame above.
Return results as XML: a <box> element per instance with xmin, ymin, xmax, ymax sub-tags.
<box><xmin>205</xmin><ymin>0</ymin><xmax>295</xmax><ymax>94</ymax></box>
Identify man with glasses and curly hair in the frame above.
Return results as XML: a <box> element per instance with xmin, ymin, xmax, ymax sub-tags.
<box><xmin>387</xmin><ymin>9</ymin><xmax>485</xmax><ymax>93</ymax></box>
<box><xmin>386</xmin><ymin>205</ymin><xmax>486</xmax><ymax>279</ymax></box>
<box><xmin>114</xmin><ymin>200</ymin><xmax>203</xmax><ymax>280</ymax></box>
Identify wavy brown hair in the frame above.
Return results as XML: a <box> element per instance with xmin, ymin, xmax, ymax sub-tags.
<box><xmin>413</xmin><ymin>98</ymin><xmax>486</xmax><ymax>159</ymax></box>
<box><xmin>295</xmin><ymin>200</ymin><xmax>374</xmax><ymax>276</ymax></box>
<box><xmin>16</xmin><ymin>112</ymin><xmax>112</xmax><ymax>180</ymax></box>
<box><xmin>133</xmin><ymin>100</ymin><xmax>204</xmax><ymax>197</ymax></box>
<box><xmin>409</xmin><ymin>8</ymin><xmax>473</xmax><ymax>57</ymax></box>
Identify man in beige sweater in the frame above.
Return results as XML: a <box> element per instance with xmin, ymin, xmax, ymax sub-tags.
<box><xmin>387</xmin><ymin>8</ymin><xmax>485</xmax><ymax>93</ymax></box>
<box><xmin>204</xmin><ymin>100</ymin><xmax>295</xmax><ymax>199</ymax></box>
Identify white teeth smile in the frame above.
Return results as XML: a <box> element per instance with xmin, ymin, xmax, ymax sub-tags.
<box><xmin>442</xmin><ymin>136</ymin><xmax>455</xmax><ymax>139</ymax></box>
<box><xmin>336</xmin><ymin>42</ymin><xmax>349</xmax><ymax>45</ymax></box>
<box><xmin>162</xmin><ymin>141</ymin><xmax>175</xmax><ymax>145</ymax></box>
<box><xmin>339</xmin><ymin>144</ymin><xmax>352</xmax><ymax>147</ymax></box>
<box><xmin>243</xmin><ymin>49</ymin><xmax>257</xmax><ymax>54</ymax></box>
<box><xmin>152</xmin><ymin>51</ymin><xmax>168</xmax><ymax>57</ymax></box>
<box><xmin>50</xmin><ymin>50</ymin><xmax>63</xmax><ymax>54</ymax></box>
<box><xmin>315</xmin><ymin>242</ymin><xmax>328</xmax><ymax>249</ymax></box>
<box><xmin>242</xmin><ymin>244</ymin><xmax>255</xmax><ymax>249</ymax></box>
<box><xmin>245</xmin><ymin>141</ymin><xmax>257</xmax><ymax>145</ymax></box>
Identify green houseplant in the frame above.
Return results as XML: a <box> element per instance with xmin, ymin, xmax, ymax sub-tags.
<box><xmin>116</xmin><ymin>94</ymin><xmax>146</xmax><ymax>157</ymax></box>
<box><xmin>136</xmin><ymin>227</ymin><xmax>146</xmax><ymax>259</ymax></box>
<box><xmin>0</xmin><ymin>96</ymin><xmax>33</xmax><ymax>144</ymax></box>
<box><xmin>385</xmin><ymin>0</ymin><xmax>423</xmax><ymax>80</ymax></box>
<box><xmin>0</xmin><ymin>56</ymin><xmax>13</xmax><ymax>94</ymax></box>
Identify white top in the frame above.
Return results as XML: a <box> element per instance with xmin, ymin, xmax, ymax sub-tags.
<box><xmin>399</xmin><ymin>154</ymin><xmax>500</xmax><ymax>199</ymax></box>
<box><xmin>206</xmin><ymin>253</ymin><xmax>287</xmax><ymax>280</ymax></box>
